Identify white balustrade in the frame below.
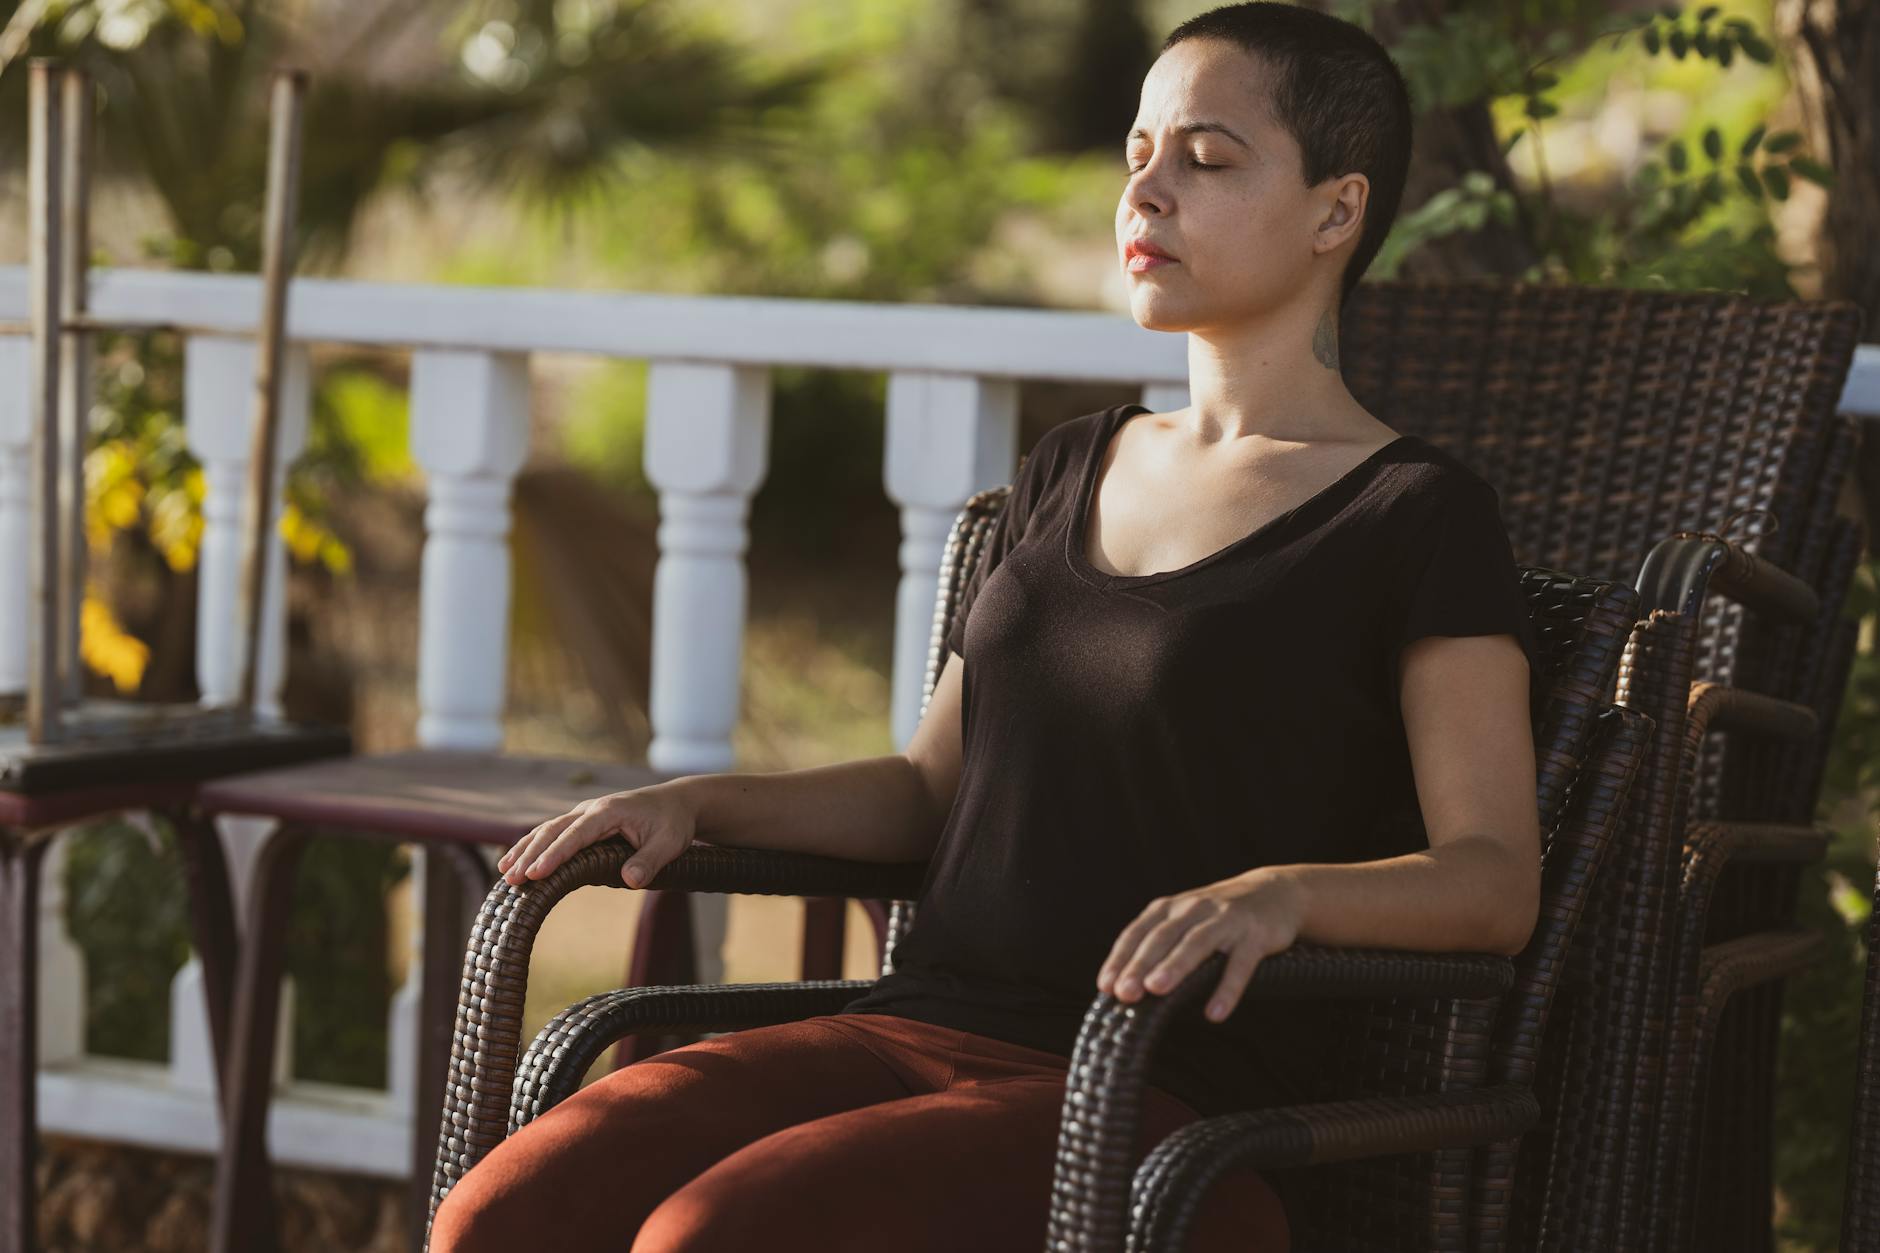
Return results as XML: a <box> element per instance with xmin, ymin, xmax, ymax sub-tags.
<box><xmin>0</xmin><ymin>336</ymin><xmax>30</xmax><ymax>697</ymax></box>
<box><xmin>410</xmin><ymin>348</ymin><xmax>531</xmax><ymax>751</ymax></box>
<box><xmin>882</xmin><ymin>371</ymin><xmax>1019</xmax><ymax>748</ymax></box>
<box><xmin>643</xmin><ymin>360</ymin><xmax>772</xmax><ymax>985</ymax></box>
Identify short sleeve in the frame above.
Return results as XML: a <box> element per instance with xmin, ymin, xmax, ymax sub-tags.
<box><xmin>943</xmin><ymin>424</ymin><xmax>1068</xmax><ymax>661</ymax></box>
<box><xmin>1391</xmin><ymin>477</ymin><xmax>1539</xmax><ymax>679</ymax></box>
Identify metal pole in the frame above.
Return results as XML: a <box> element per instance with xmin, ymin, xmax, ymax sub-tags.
<box><xmin>234</xmin><ymin>68</ymin><xmax>308</xmax><ymax>717</ymax></box>
<box><xmin>27</xmin><ymin>60</ymin><xmax>65</xmax><ymax>745</ymax></box>
<box><xmin>58</xmin><ymin>65</ymin><xmax>93</xmax><ymax>708</ymax></box>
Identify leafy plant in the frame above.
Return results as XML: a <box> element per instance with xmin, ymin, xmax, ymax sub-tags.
<box><xmin>1348</xmin><ymin>0</ymin><xmax>1831</xmax><ymax>297</ymax></box>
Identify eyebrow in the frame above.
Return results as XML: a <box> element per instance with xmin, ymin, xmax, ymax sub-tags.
<box><xmin>1126</xmin><ymin>121</ymin><xmax>1252</xmax><ymax>149</ymax></box>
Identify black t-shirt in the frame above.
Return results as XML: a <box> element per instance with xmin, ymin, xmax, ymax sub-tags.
<box><xmin>840</xmin><ymin>402</ymin><xmax>1539</xmax><ymax>1117</ymax></box>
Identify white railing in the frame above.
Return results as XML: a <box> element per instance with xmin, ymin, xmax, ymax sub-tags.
<box><xmin>0</xmin><ymin>264</ymin><xmax>1192</xmax><ymax>1176</ymax></box>
<box><xmin>1</xmin><ymin>265</ymin><xmax>1876</xmax><ymax>1178</ymax></box>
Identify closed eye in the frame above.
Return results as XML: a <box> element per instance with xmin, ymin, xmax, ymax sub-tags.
<box><xmin>1126</xmin><ymin>158</ymin><xmax>1224</xmax><ymax>174</ymax></box>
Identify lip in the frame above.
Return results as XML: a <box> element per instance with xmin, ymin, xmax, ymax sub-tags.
<box><xmin>1124</xmin><ymin>238</ymin><xmax>1179</xmax><ymax>272</ymax></box>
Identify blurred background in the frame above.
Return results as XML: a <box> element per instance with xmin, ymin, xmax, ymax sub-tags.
<box><xmin>0</xmin><ymin>0</ymin><xmax>1873</xmax><ymax>1247</ymax></box>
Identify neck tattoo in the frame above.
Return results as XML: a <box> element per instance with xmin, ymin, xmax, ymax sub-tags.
<box><xmin>1312</xmin><ymin>307</ymin><xmax>1340</xmax><ymax>371</ymax></box>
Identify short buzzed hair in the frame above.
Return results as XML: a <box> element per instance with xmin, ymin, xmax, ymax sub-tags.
<box><xmin>1161</xmin><ymin>2</ymin><xmax>1413</xmax><ymax>306</ymax></box>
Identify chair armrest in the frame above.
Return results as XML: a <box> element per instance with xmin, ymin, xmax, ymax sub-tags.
<box><xmin>1669</xmin><ymin>824</ymin><xmax>1829</xmax><ymax>1012</ymax></box>
<box><xmin>1695</xmin><ymin>927</ymin><xmax>1823</xmax><ymax>1024</ymax></box>
<box><xmin>1045</xmin><ymin>948</ymin><xmax>1510</xmax><ymax>1252</ymax></box>
<box><xmin>1120</xmin><ymin>1082</ymin><xmax>1538</xmax><ymax>1251</ymax></box>
<box><xmin>1684</xmin><ymin>682</ymin><xmax>1818</xmax><ymax>749</ymax></box>
<box><xmin>1681</xmin><ymin>821</ymin><xmax>1829</xmax><ymax>890</ymax></box>
<box><xmin>1637</xmin><ymin>531</ymin><xmax>1819</xmax><ymax>624</ymax></box>
<box><xmin>1241</xmin><ymin>943</ymin><xmax>1514</xmax><ymax>1000</ymax></box>
<box><xmin>511</xmin><ymin>980</ymin><xmax>877</xmax><ymax>1133</ymax></box>
<box><xmin>631</xmin><ymin>837</ymin><xmax>929</xmax><ymax>901</ymax></box>
<box><xmin>429</xmin><ymin>837</ymin><xmax>921</xmax><ymax>1234</ymax></box>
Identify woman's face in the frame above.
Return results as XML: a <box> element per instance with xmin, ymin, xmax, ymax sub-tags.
<box><xmin>1116</xmin><ymin>38</ymin><xmax>1365</xmax><ymax>334</ymax></box>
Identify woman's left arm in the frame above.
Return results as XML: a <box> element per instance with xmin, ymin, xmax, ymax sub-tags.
<box><xmin>1098</xmin><ymin>632</ymin><xmax>1541</xmax><ymax>1024</ymax></box>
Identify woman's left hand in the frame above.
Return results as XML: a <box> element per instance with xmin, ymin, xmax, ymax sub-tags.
<box><xmin>1096</xmin><ymin>867</ymin><xmax>1308</xmax><ymax>1023</ymax></box>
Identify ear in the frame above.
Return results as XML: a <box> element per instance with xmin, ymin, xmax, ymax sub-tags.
<box><xmin>1314</xmin><ymin>173</ymin><xmax>1369</xmax><ymax>255</ymax></box>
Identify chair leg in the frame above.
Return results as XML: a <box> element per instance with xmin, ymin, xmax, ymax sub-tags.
<box><xmin>801</xmin><ymin>897</ymin><xmax>846</xmax><ymax>980</ymax></box>
<box><xmin>410</xmin><ymin>843</ymin><xmax>486</xmax><ymax>1253</ymax></box>
<box><xmin>209</xmin><ymin>822</ymin><xmax>310</xmax><ymax>1253</ymax></box>
<box><xmin>164</xmin><ymin>804</ymin><xmax>240</xmax><ymax>1101</ymax></box>
<box><xmin>615</xmin><ymin>887</ymin><xmax>698</xmax><ymax>1067</ymax></box>
<box><xmin>0</xmin><ymin>831</ymin><xmax>45</xmax><ymax>1253</ymax></box>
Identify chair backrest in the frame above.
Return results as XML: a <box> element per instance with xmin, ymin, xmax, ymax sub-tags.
<box><xmin>1338</xmin><ymin>281</ymin><xmax>1866</xmax><ymax>828</ymax></box>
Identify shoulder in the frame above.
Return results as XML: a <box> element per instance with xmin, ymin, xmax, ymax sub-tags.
<box><xmin>1008</xmin><ymin>405</ymin><xmax>1117</xmax><ymax>504</ymax></box>
<box><xmin>1377</xmin><ymin>436</ymin><xmax>1504</xmax><ymax>523</ymax></box>
<box><xmin>1028</xmin><ymin>405</ymin><xmax>1116</xmax><ymax>465</ymax></box>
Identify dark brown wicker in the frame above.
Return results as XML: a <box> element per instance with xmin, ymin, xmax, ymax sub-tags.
<box><xmin>1336</xmin><ymin>280</ymin><xmax>1867</xmax><ymax>1252</ymax></box>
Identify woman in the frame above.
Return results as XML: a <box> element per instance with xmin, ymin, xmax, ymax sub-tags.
<box><xmin>430</xmin><ymin>3</ymin><xmax>1541</xmax><ymax>1251</ymax></box>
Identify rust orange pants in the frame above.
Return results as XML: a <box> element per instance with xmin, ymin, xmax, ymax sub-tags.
<box><xmin>428</xmin><ymin>1010</ymin><xmax>1293</xmax><ymax>1252</ymax></box>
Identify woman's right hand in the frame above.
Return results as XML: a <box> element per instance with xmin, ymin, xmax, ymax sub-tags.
<box><xmin>497</xmin><ymin>783</ymin><xmax>698</xmax><ymax>889</ymax></box>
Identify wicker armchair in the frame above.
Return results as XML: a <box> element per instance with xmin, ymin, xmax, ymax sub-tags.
<box><xmin>425</xmin><ymin>465</ymin><xmax>1652</xmax><ymax>1252</ymax></box>
<box><xmin>1334</xmin><ymin>281</ymin><xmax>1866</xmax><ymax>1252</ymax></box>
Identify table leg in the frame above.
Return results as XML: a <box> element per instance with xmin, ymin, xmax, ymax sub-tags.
<box><xmin>801</xmin><ymin>897</ymin><xmax>846</xmax><ymax>980</ymax></box>
<box><xmin>0</xmin><ymin>832</ymin><xmax>45</xmax><ymax>1253</ymax></box>
<box><xmin>411</xmin><ymin>843</ymin><xmax>487</xmax><ymax>1253</ymax></box>
<box><xmin>209</xmin><ymin>822</ymin><xmax>309</xmax><ymax>1253</ymax></box>
<box><xmin>615</xmin><ymin>888</ymin><xmax>698</xmax><ymax>1067</ymax></box>
<box><xmin>165</xmin><ymin>805</ymin><xmax>239</xmax><ymax>1102</ymax></box>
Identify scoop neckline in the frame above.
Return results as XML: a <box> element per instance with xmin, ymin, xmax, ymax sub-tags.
<box><xmin>1065</xmin><ymin>403</ymin><xmax>1417</xmax><ymax>590</ymax></box>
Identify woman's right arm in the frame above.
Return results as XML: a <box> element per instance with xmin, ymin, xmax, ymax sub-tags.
<box><xmin>499</xmin><ymin>652</ymin><xmax>969</xmax><ymax>887</ymax></box>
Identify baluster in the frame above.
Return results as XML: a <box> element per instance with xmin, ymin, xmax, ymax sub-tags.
<box><xmin>644</xmin><ymin>361</ymin><xmax>770</xmax><ymax>986</ymax></box>
<box><xmin>882</xmin><ymin>371</ymin><xmax>1018</xmax><ymax>749</ymax></box>
<box><xmin>35</xmin><ymin>833</ymin><xmax>84</xmax><ymax>1069</ymax></box>
<box><xmin>385</xmin><ymin>845</ymin><xmax>423</xmax><ymax>1117</ymax></box>
<box><xmin>409</xmin><ymin>349</ymin><xmax>530</xmax><ymax>751</ymax></box>
<box><xmin>0</xmin><ymin>336</ymin><xmax>34</xmax><ymax>696</ymax></box>
<box><xmin>182</xmin><ymin>333</ymin><xmax>311</xmax><ymax>716</ymax></box>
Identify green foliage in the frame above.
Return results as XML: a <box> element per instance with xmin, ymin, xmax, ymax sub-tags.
<box><xmin>1339</xmin><ymin>0</ymin><xmax>1824</xmax><ymax>298</ymax></box>
<box><xmin>1776</xmin><ymin>567</ymin><xmax>1880</xmax><ymax>1250</ymax></box>
<box><xmin>284</xmin><ymin>839</ymin><xmax>408</xmax><ymax>1088</ymax></box>
<box><xmin>62</xmin><ymin>818</ymin><xmax>192</xmax><ymax>1061</ymax></box>
<box><xmin>560</xmin><ymin>360</ymin><xmax>650</xmax><ymax>499</ymax></box>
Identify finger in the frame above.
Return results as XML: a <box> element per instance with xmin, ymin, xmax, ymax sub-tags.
<box><xmin>501</xmin><ymin>809</ymin><xmax>578</xmax><ymax>870</ymax></box>
<box><xmin>1113</xmin><ymin>914</ymin><xmax>1202</xmax><ymax>1001</ymax></box>
<box><xmin>1097</xmin><ymin>900</ymin><xmax>1172</xmax><ymax>994</ymax></box>
<box><xmin>522</xmin><ymin>805</ymin><xmax>627</xmax><ymax>880</ymax></box>
<box><xmin>502</xmin><ymin>811</ymin><xmax>582</xmax><ymax>883</ymax></box>
<box><xmin>1203</xmin><ymin>939</ymin><xmax>1268</xmax><ymax>1022</ymax></box>
<box><xmin>621</xmin><ymin>829</ymin><xmax>681</xmax><ymax>888</ymax></box>
<box><xmin>1141</xmin><ymin>920</ymin><xmax>1233</xmax><ymax>996</ymax></box>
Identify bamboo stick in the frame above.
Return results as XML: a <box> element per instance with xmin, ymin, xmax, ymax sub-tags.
<box><xmin>27</xmin><ymin>60</ymin><xmax>64</xmax><ymax>744</ymax></box>
<box><xmin>234</xmin><ymin>68</ymin><xmax>308</xmax><ymax>716</ymax></box>
<box><xmin>58</xmin><ymin>65</ymin><xmax>93</xmax><ymax>706</ymax></box>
